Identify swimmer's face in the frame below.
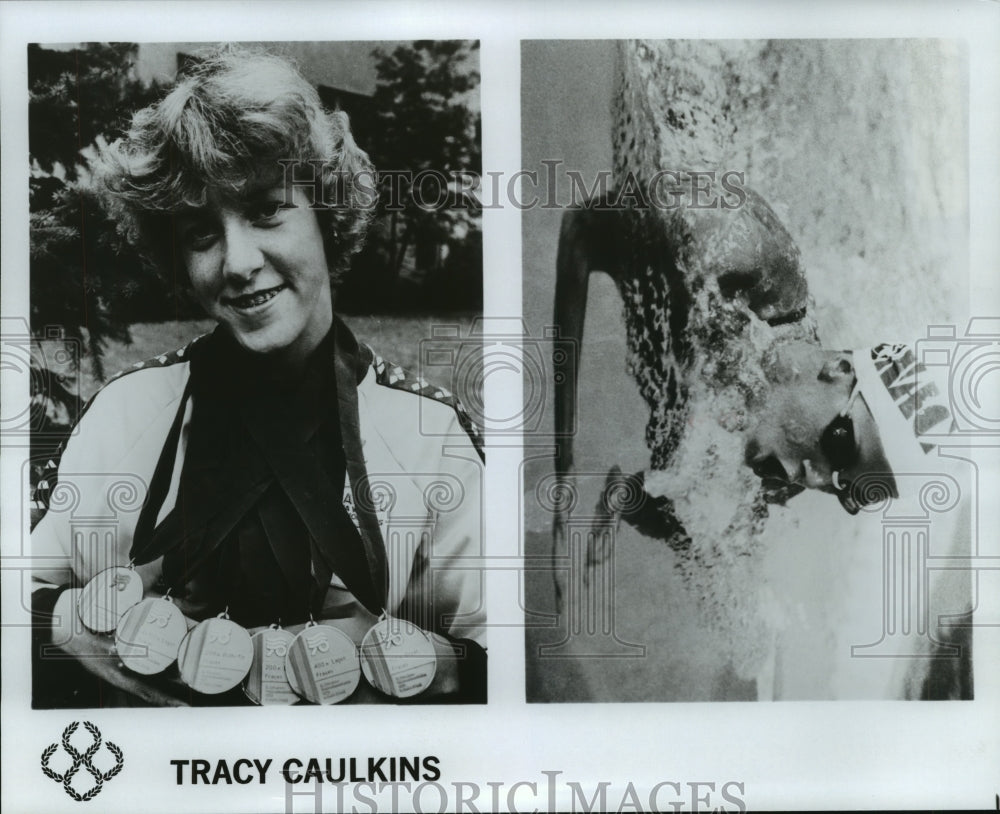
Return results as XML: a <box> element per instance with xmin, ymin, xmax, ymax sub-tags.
<box><xmin>177</xmin><ymin>182</ymin><xmax>333</xmax><ymax>366</ymax></box>
<box><xmin>743</xmin><ymin>342</ymin><xmax>883</xmax><ymax>506</ymax></box>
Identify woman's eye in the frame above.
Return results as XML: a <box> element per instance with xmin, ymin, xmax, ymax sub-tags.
<box><xmin>247</xmin><ymin>200</ymin><xmax>287</xmax><ymax>223</ymax></box>
<box><xmin>182</xmin><ymin>221</ymin><xmax>220</xmax><ymax>251</ymax></box>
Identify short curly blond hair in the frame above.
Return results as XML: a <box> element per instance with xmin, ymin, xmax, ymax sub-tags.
<box><xmin>94</xmin><ymin>45</ymin><xmax>376</xmax><ymax>284</ymax></box>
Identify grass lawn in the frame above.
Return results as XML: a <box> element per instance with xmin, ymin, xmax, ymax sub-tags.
<box><xmin>45</xmin><ymin>314</ymin><xmax>479</xmax><ymax>406</ymax></box>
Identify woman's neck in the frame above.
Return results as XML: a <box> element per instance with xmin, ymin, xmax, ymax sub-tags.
<box><xmin>218</xmin><ymin>321</ymin><xmax>336</xmax><ymax>391</ymax></box>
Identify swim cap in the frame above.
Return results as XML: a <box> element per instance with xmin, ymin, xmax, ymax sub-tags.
<box><xmin>852</xmin><ymin>342</ymin><xmax>956</xmax><ymax>491</ymax></box>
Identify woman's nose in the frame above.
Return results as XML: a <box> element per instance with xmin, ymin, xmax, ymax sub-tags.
<box><xmin>222</xmin><ymin>220</ymin><xmax>264</xmax><ymax>282</ymax></box>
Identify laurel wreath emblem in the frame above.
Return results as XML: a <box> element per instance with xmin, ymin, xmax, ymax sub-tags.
<box><xmin>41</xmin><ymin>721</ymin><xmax>124</xmax><ymax>801</ymax></box>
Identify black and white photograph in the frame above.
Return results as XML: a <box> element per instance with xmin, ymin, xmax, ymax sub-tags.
<box><xmin>24</xmin><ymin>39</ymin><xmax>486</xmax><ymax>709</ymax></box>
<box><xmin>1</xmin><ymin>3</ymin><xmax>998</xmax><ymax>814</ymax></box>
<box><xmin>522</xmin><ymin>39</ymin><xmax>987</xmax><ymax>702</ymax></box>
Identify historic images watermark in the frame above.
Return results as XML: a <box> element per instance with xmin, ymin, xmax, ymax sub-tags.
<box><xmin>847</xmin><ymin>321</ymin><xmax>1000</xmax><ymax>658</ymax></box>
<box><xmin>0</xmin><ymin>316</ymin><xmax>81</xmax><ymax>449</ymax></box>
<box><xmin>488</xmin><ymin>318</ymin><xmax>1000</xmax><ymax>665</ymax></box>
<box><xmin>13</xmin><ymin>318</ymin><xmax>999</xmax><ymax>666</ymax></box>
<box><xmin>279</xmin><ymin>160</ymin><xmax>750</xmax><ymax>213</ymax></box>
<box><xmin>282</xmin><ymin>769</ymin><xmax>747</xmax><ymax>814</ymax></box>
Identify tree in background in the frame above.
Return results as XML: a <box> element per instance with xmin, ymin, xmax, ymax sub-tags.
<box><xmin>28</xmin><ymin>43</ymin><xmax>169</xmax><ymax>488</ymax></box>
<box><xmin>26</xmin><ymin>41</ymin><xmax>483</xmax><ymax>486</ymax></box>
<box><xmin>29</xmin><ymin>43</ymin><xmax>175</xmax><ymax>379</ymax></box>
<box><xmin>339</xmin><ymin>40</ymin><xmax>482</xmax><ymax>313</ymax></box>
<box><xmin>29</xmin><ymin>41</ymin><xmax>483</xmax><ymax>359</ymax></box>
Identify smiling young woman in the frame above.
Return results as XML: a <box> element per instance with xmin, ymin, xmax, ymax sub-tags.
<box><xmin>30</xmin><ymin>46</ymin><xmax>485</xmax><ymax>708</ymax></box>
<box><xmin>177</xmin><ymin>184</ymin><xmax>334</xmax><ymax>366</ymax></box>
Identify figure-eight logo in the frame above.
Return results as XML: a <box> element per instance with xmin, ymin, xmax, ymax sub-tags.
<box><xmin>41</xmin><ymin>721</ymin><xmax>124</xmax><ymax>801</ymax></box>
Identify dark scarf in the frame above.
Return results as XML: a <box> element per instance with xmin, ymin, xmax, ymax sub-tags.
<box><xmin>129</xmin><ymin>318</ymin><xmax>388</xmax><ymax>627</ymax></box>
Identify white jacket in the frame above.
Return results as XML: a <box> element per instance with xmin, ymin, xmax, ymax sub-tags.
<box><xmin>31</xmin><ymin>331</ymin><xmax>486</xmax><ymax>646</ymax></box>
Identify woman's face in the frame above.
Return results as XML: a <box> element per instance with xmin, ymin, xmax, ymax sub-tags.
<box><xmin>178</xmin><ymin>182</ymin><xmax>333</xmax><ymax>365</ymax></box>
<box><xmin>743</xmin><ymin>342</ymin><xmax>884</xmax><ymax>502</ymax></box>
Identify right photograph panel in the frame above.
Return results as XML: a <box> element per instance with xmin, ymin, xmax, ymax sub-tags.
<box><xmin>522</xmin><ymin>39</ymin><xmax>975</xmax><ymax>702</ymax></box>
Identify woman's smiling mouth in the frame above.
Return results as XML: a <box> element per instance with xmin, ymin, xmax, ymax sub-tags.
<box><xmin>222</xmin><ymin>283</ymin><xmax>287</xmax><ymax>311</ymax></box>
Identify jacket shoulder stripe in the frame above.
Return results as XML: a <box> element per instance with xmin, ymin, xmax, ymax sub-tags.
<box><xmin>370</xmin><ymin>351</ymin><xmax>484</xmax><ymax>461</ymax></box>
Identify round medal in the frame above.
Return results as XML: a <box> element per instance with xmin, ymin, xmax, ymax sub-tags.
<box><xmin>243</xmin><ymin>627</ymin><xmax>299</xmax><ymax>706</ymax></box>
<box><xmin>78</xmin><ymin>566</ymin><xmax>143</xmax><ymax>633</ymax></box>
<box><xmin>284</xmin><ymin>623</ymin><xmax>361</xmax><ymax>705</ymax></box>
<box><xmin>177</xmin><ymin>613</ymin><xmax>254</xmax><ymax>695</ymax></box>
<box><xmin>115</xmin><ymin>596</ymin><xmax>187</xmax><ymax>675</ymax></box>
<box><xmin>359</xmin><ymin>617</ymin><xmax>437</xmax><ymax>698</ymax></box>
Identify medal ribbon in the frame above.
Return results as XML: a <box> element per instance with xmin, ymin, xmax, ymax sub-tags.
<box><xmin>128</xmin><ymin>321</ymin><xmax>389</xmax><ymax>623</ymax></box>
<box><xmin>331</xmin><ymin>317</ymin><xmax>390</xmax><ymax>612</ymax></box>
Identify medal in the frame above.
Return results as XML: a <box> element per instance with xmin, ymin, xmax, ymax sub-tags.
<box><xmin>77</xmin><ymin>565</ymin><xmax>144</xmax><ymax>633</ymax></box>
<box><xmin>177</xmin><ymin>611</ymin><xmax>254</xmax><ymax>695</ymax></box>
<box><xmin>243</xmin><ymin>626</ymin><xmax>299</xmax><ymax>706</ymax></box>
<box><xmin>115</xmin><ymin>595</ymin><xmax>187</xmax><ymax>675</ymax></box>
<box><xmin>359</xmin><ymin>616</ymin><xmax>437</xmax><ymax>698</ymax></box>
<box><xmin>284</xmin><ymin>622</ymin><xmax>361</xmax><ymax>705</ymax></box>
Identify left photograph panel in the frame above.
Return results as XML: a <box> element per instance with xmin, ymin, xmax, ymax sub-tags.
<box><xmin>27</xmin><ymin>41</ymin><xmax>486</xmax><ymax>708</ymax></box>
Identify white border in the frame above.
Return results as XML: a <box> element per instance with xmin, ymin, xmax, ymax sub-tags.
<box><xmin>2</xmin><ymin>2</ymin><xmax>998</xmax><ymax>812</ymax></box>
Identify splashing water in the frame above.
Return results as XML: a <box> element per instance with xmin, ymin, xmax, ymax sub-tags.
<box><xmin>643</xmin><ymin>299</ymin><xmax>818</xmax><ymax>679</ymax></box>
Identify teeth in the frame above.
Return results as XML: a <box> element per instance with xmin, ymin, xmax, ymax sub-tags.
<box><xmin>230</xmin><ymin>286</ymin><xmax>282</xmax><ymax>309</ymax></box>
<box><xmin>802</xmin><ymin>459</ymin><xmax>827</xmax><ymax>488</ymax></box>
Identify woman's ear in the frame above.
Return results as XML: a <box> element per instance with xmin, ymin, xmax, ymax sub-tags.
<box><xmin>817</xmin><ymin>351</ymin><xmax>855</xmax><ymax>383</ymax></box>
